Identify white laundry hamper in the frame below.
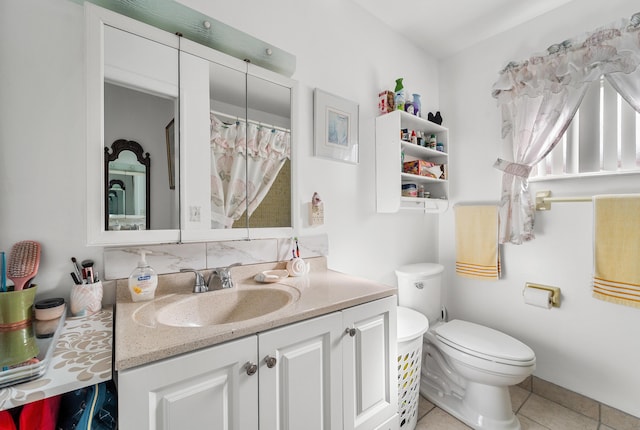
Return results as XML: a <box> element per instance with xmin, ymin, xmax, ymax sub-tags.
<box><xmin>397</xmin><ymin>306</ymin><xmax>429</xmax><ymax>430</ymax></box>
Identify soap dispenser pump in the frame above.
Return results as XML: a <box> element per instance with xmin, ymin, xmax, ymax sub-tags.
<box><xmin>128</xmin><ymin>250</ymin><xmax>158</xmax><ymax>302</ymax></box>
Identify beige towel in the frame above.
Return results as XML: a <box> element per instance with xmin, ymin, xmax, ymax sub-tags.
<box><xmin>455</xmin><ymin>205</ymin><xmax>501</xmax><ymax>280</ymax></box>
<box><xmin>593</xmin><ymin>194</ymin><xmax>640</xmax><ymax>308</ymax></box>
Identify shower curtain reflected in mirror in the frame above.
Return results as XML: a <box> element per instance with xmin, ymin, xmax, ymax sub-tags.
<box><xmin>209</xmin><ymin>113</ymin><xmax>290</xmax><ymax>229</ymax></box>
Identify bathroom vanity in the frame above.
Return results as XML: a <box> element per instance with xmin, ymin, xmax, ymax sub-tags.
<box><xmin>115</xmin><ymin>258</ymin><xmax>398</xmax><ymax>430</ymax></box>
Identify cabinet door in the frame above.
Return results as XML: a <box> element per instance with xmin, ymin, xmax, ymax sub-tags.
<box><xmin>258</xmin><ymin>312</ymin><xmax>343</xmax><ymax>430</ymax></box>
<box><xmin>342</xmin><ymin>297</ymin><xmax>398</xmax><ymax>430</ymax></box>
<box><xmin>118</xmin><ymin>335</ymin><xmax>258</xmax><ymax>430</ymax></box>
<box><xmin>86</xmin><ymin>5</ymin><xmax>181</xmax><ymax>245</ymax></box>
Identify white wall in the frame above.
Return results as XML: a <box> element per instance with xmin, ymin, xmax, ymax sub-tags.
<box><xmin>439</xmin><ymin>0</ymin><xmax>640</xmax><ymax>417</ymax></box>
<box><xmin>1</xmin><ymin>0</ymin><xmax>439</xmax><ymax>294</ymax></box>
<box><xmin>0</xmin><ymin>0</ymin><xmax>104</xmax><ymax>290</ymax></box>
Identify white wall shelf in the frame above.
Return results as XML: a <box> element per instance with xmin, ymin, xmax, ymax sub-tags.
<box><xmin>376</xmin><ymin>110</ymin><xmax>449</xmax><ymax>213</ymax></box>
<box><xmin>0</xmin><ymin>308</ymin><xmax>113</xmax><ymax>411</ymax></box>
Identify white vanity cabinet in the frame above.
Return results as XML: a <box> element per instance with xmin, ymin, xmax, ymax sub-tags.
<box><xmin>376</xmin><ymin>110</ymin><xmax>449</xmax><ymax>213</ymax></box>
<box><xmin>117</xmin><ymin>335</ymin><xmax>258</xmax><ymax>430</ymax></box>
<box><xmin>343</xmin><ymin>297</ymin><xmax>398</xmax><ymax>430</ymax></box>
<box><xmin>117</xmin><ymin>297</ymin><xmax>398</xmax><ymax>430</ymax></box>
<box><xmin>258</xmin><ymin>312</ymin><xmax>343</xmax><ymax>430</ymax></box>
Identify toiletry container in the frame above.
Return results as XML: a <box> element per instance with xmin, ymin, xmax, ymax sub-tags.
<box><xmin>128</xmin><ymin>251</ymin><xmax>158</xmax><ymax>302</ymax></box>
<box><xmin>412</xmin><ymin>94</ymin><xmax>421</xmax><ymax>117</ymax></box>
<box><xmin>394</xmin><ymin>78</ymin><xmax>406</xmax><ymax>111</ymax></box>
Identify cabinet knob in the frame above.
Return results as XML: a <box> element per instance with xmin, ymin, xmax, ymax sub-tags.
<box><xmin>264</xmin><ymin>356</ymin><xmax>277</xmax><ymax>368</ymax></box>
<box><xmin>244</xmin><ymin>362</ymin><xmax>258</xmax><ymax>376</ymax></box>
<box><xmin>345</xmin><ymin>327</ymin><xmax>356</xmax><ymax>337</ymax></box>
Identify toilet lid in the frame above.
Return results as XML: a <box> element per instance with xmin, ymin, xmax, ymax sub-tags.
<box><xmin>435</xmin><ymin>320</ymin><xmax>535</xmax><ymax>363</ymax></box>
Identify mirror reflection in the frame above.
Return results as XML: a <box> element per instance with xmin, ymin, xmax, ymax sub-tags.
<box><xmin>102</xmin><ymin>25</ymin><xmax>179</xmax><ymax>236</ymax></box>
<box><xmin>105</xmin><ymin>140</ymin><xmax>150</xmax><ymax>230</ymax></box>
<box><xmin>246</xmin><ymin>74</ymin><xmax>291</xmax><ymax>230</ymax></box>
<box><xmin>208</xmin><ymin>61</ymin><xmax>248</xmax><ymax>229</ymax></box>
<box><xmin>104</xmin><ymin>83</ymin><xmax>178</xmax><ymax>231</ymax></box>
<box><xmin>207</xmin><ymin>63</ymin><xmax>292</xmax><ymax>230</ymax></box>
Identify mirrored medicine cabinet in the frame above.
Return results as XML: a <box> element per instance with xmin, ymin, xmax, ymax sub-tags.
<box><xmin>86</xmin><ymin>4</ymin><xmax>296</xmax><ymax>246</ymax></box>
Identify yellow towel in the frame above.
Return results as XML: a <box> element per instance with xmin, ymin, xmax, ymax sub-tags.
<box><xmin>593</xmin><ymin>194</ymin><xmax>640</xmax><ymax>308</ymax></box>
<box><xmin>455</xmin><ymin>205</ymin><xmax>501</xmax><ymax>280</ymax></box>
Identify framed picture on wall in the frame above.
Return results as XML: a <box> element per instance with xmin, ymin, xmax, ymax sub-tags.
<box><xmin>313</xmin><ymin>89</ymin><xmax>359</xmax><ymax>164</ymax></box>
<box><xmin>165</xmin><ymin>118</ymin><xmax>175</xmax><ymax>190</ymax></box>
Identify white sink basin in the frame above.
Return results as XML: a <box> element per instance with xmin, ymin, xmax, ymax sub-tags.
<box><xmin>133</xmin><ymin>285</ymin><xmax>300</xmax><ymax>328</ymax></box>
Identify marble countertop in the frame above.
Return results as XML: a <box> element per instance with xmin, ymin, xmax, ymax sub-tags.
<box><xmin>115</xmin><ymin>258</ymin><xmax>396</xmax><ymax>371</ymax></box>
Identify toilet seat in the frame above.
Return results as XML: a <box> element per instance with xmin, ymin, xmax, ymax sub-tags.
<box><xmin>434</xmin><ymin>320</ymin><xmax>535</xmax><ymax>366</ymax></box>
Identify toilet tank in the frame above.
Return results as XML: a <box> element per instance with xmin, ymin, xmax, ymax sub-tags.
<box><xmin>395</xmin><ymin>263</ymin><xmax>444</xmax><ymax>324</ymax></box>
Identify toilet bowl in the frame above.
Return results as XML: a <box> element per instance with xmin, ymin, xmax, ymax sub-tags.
<box><xmin>396</xmin><ymin>263</ymin><xmax>536</xmax><ymax>430</ymax></box>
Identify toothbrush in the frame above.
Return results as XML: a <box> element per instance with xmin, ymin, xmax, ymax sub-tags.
<box><xmin>295</xmin><ymin>237</ymin><xmax>300</xmax><ymax>258</ymax></box>
<box><xmin>1</xmin><ymin>251</ymin><xmax>6</xmax><ymax>293</ymax></box>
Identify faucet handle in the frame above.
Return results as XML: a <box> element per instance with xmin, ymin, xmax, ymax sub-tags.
<box><xmin>180</xmin><ymin>268</ymin><xmax>208</xmax><ymax>293</ymax></box>
<box><xmin>212</xmin><ymin>263</ymin><xmax>241</xmax><ymax>289</ymax></box>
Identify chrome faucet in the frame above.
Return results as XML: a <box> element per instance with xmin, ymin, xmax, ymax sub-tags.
<box><xmin>180</xmin><ymin>269</ymin><xmax>209</xmax><ymax>293</ymax></box>
<box><xmin>180</xmin><ymin>263</ymin><xmax>241</xmax><ymax>293</ymax></box>
<box><xmin>209</xmin><ymin>263</ymin><xmax>241</xmax><ymax>290</ymax></box>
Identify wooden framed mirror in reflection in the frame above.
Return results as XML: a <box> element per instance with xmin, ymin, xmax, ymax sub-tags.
<box><xmin>104</xmin><ymin>139</ymin><xmax>150</xmax><ymax>231</ymax></box>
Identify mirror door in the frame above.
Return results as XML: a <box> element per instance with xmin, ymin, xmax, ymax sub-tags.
<box><xmin>179</xmin><ymin>38</ymin><xmax>296</xmax><ymax>242</ymax></box>
<box><xmin>179</xmin><ymin>46</ymin><xmax>250</xmax><ymax>242</ymax></box>
<box><xmin>86</xmin><ymin>4</ymin><xmax>181</xmax><ymax>245</ymax></box>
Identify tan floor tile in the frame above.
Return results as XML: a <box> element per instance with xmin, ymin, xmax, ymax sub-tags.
<box><xmin>520</xmin><ymin>394</ymin><xmax>599</xmax><ymax>430</ymax></box>
<box><xmin>532</xmin><ymin>377</ymin><xmax>599</xmax><ymax>420</ymax></box>
<box><xmin>601</xmin><ymin>404</ymin><xmax>640</xmax><ymax>430</ymax></box>
<box><xmin>518</xmin><ymin>375</ymin><xmax>533</xmax><ymax>391</ymax></box>
<box><xmin>518</xmin><ymin>414</ymin><xmax>551</xmax><ymax>429</ymax></box>
<box><xmin>598</xmin><ymin>425</ymin><xmax>615</xmax><ymax>430</ymax></box>
<box><xmin>417</xmin><ymin>395</ymin><xmax>435</xmax><ymax>421</ymax></box>
<box><xmin>416</xmin><ymin>407</ymin><xmax>471</xmax><ymax>430</ymax></box>
<box><xmin>510</xmin><ymin>384</ymin><xmax>532</xmax><ymax>412</ymax></box>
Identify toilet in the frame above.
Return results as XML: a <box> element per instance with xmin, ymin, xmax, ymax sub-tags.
<box><xmin>396</xmin><ymin>263</ymin><xmax>536</xmax><ymax>430</ymax></box>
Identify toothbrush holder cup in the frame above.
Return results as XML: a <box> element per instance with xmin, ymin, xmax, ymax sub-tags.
<box><xmin>70</xmin><ymin>281</ymin><xmax>103</xmax><ymax>317</ymax></box>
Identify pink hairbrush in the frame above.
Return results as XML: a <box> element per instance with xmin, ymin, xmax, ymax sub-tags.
<box><xmin>7</xmin><ymin>240</ymin><xmax>41</xmax><ymax>291</ymax></box>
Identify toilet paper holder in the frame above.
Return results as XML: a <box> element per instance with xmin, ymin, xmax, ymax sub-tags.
<box><xmin>525</xmin><ymin>283</ymin><xmax>561</xmax><ymax>308</ymax></box>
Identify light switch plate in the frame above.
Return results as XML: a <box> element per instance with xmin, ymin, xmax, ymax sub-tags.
<box><xmin>309</xmin><ymin>202</ymin><xmax>324</xmax><ymax>226</ymax></box>
<box><xmin>189</xmin><ymin>206</ymin><xmax>201</xmax><ymax>222</ymax></box>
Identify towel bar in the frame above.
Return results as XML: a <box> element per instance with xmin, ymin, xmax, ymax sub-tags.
<box><xmin>535</xmin><ymin>191</ymin><xmax>591</xmax><ymax>211</ymax></box>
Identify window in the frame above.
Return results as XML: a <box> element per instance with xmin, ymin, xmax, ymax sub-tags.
<box><xmin>531</xmin><ymin>77</ymin><xmax>640</xmax><ymax>180</ymax></box>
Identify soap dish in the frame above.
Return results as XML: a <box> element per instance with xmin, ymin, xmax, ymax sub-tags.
<box><xmin>254</xmin><ymin>270</ymin><xmax>289</xmax><ymax>283</ymax></box>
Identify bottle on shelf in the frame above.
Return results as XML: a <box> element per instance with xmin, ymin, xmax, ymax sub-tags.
<box><xmin>412</xmin><ymin>94</ymin><xmax>422</xmax><ymax>117</ymax></box>
<box><xmin>394</xmin><ymin>78</ymin><xmax>405</xmax><ymax>111</ymax></box>
<box><xmin>429</xmin><ymin>134</ymin><xmax>437</xmax><ymax>149</ymax></box>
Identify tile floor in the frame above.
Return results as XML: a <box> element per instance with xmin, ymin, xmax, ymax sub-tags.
<box><xmin>415</xmin><ymin>377</ymin><xmax>640</xmax><ymax>430</ymax></box>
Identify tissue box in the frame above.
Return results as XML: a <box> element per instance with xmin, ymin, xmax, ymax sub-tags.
<box><xmin>378</xmin><ymin>90</ymin><xmax>395</xmax><ymax>115</ymax></box>
<box><xmin>403</xmin><ymin>160</ymin><xmax>439</xmax><ymax>178</ymax></box>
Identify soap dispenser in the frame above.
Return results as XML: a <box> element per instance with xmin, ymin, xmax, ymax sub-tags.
<box><xmin>128</xmin><ymin>250</ymin><xmax>158</xmax><ymax>302</ymax></box>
